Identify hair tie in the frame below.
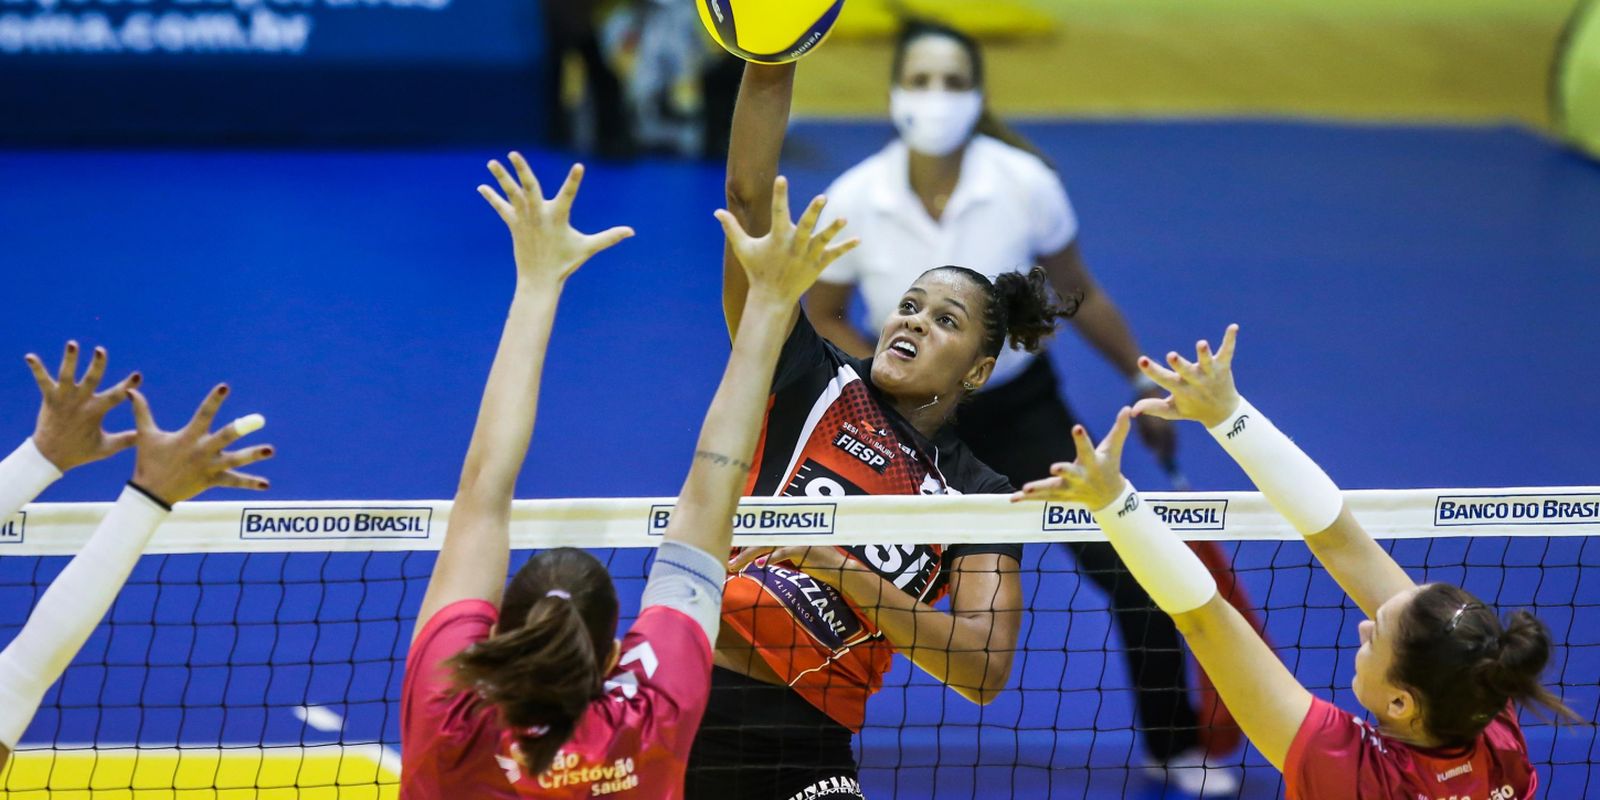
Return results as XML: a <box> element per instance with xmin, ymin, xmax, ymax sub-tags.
<box><xmin>545</xmin><ymin>589</ymin><xmax>572</xmax><ymax>600</ymax></box>
<box><xmin>524</xmin><ymin>723</ymin><xmax>551</xmax><ymax>738</ymax></box>
<box><xmin>1444</xmin><ymin>602</ymin><xmax>1483</xmax><ymax>634</ymax></box>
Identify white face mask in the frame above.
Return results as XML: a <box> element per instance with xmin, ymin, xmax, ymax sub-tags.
<box><xmin>890</xmin><ymin>88</ymin><xmax>983</xmax><ymax>157</ymax></box>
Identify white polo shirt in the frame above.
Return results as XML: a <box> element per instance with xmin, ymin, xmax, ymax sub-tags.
<box><xmin>817</xmin><ymin>134</ymin><xmax>1079</xmax><ymax>389</ymax></box>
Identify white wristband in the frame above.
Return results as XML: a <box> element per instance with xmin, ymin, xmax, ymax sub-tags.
<box><xmin>0</xmin><ymin>438</ymin><xmax>64</xmax><ymax>523</ymax></box>
<box><xmin>0</xmin><ymin>485</ymin><xmax>168</xmax><ymax>748</ymax></box>
<box><xmin>1091</xmin><ymin>482</ymin><xmax>1217</xmax><ymax>616</ymax></box>
<box><xmin>1207</xmin><ymin>397</ymin><xmax>1343</xmax><ymax>536</ymax></box>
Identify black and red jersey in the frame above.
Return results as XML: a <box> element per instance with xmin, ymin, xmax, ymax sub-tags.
<box><xmin>720</xmin><ymin>312</ymin><xmax>1021</xmax><ymax>730</ymax></box>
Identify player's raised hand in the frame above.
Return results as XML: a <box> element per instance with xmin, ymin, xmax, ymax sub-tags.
<box><xmin>715</xmin><ymin>176</ymin><xmax>859</xmax><ymax>307</ymax></box>
<box><xmin>1132</xmin><ymin>324</ymin><xmax>1243</xmax><ymax>429</ymax></box>
<box><xmin>478</xmin><ymin>155</ymin><xmax>635</xmax><ymax>286</ymax></box>
<box><xmin>128</xmin><ymin>385</ymin><xmax>274</xmax><ymax>505</ymax></box>
<box><xmin>26</xmin><ymin>342</ymin><xmax>141</xmax><ymax>471</ymax></box>
<box><xmin>1011</xmin><ymin>408</ymin><xmax>1134</xmax><ymax>509</ymax></box>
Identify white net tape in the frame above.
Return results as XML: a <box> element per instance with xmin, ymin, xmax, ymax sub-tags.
<box><xmin>6</xmin><ymin>486</ymin><xmax>1598</xmax><ymax>555</ymax></box>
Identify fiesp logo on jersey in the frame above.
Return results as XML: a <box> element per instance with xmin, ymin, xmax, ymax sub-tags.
<box><xmin>647</xmin><ymin>502</ymin><xmax>837</xmax><ymax>536</ymax></box>
<box><xmin>1042</xmin><ymin>498</ymin><xmax>1228</xmax><ymax>532</ymax></box>
<box><xmin>0</xmin><ymin>511</ymin><xmax>24</xmax><ymax>544</ymax></box>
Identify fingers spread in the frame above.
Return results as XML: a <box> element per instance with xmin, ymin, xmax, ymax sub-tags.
<box><xmin>794</xmin><ymin>194</ymin><xmax>826</xmax><ymax>242</ymax></box>
<box><xmin>818</xmin><ymin>237</ymin><xmax>861</xmax><ymax>271</ymax></box>
<box><xmin>57</xmin><ymin>341</ymin><xmax>79</xmax><ymax>385</ymax></box>
<box><xmin>96</xmin><ymin>371</ymin><xmax>141</xmax><ymax>407</ymax></box>
<box><xmin>478</xmin><ymin>184</ymin><xmax>514</xmax><ymax>225</ymax></box>
<box><xmin>584</xmin><ymin>226</ymin><xmax>635</xmax><ymax>256</ymax></box>
<box><xmin>1196</xmin><ymin>340</ymin><xmax>1215</xmax><ymax>373</ymax></box>
<box><xmin>714</xmin><ymin>209</ymin><xmax>749</xmax><ymax>243</ymax></box>
<box><xmin>104</xmin><ymin>429</ymin><xmax>137</xmax><ymax>455</ymax></box>
<box><xmin>769</xmin><ymin>176</ymin><xmax>791</xmax><ymax>231</ymax></box>
<box><xmin>25</xmin><ymin>354</ymin><xmax>54</xmax><ymax>393</ymax></box>
<box><xmin>1102</xmin><ymin>407</ymin><xmax>1133</xmax><ymax>464</ymax></box>
<box><xmin>1138</xmin><ymin>356</ymin><xmax>1184</xmax><ymax>392</ymax></box>
<box><xmin>553</xmin><ymin>162</ymin><xmax>584</xmax><ymax>220</ymax></box>
<box><xmin>128</xmin><ymin>388</ymin><xmax>156</xmax><ymax>432</ymax></box>
<box><xmin>1217</xmin><ymin>323</ymin><xmax>1239</xmax><ymax>366</ymax></box>
<box><xmin>218</xmin><ymin>470</ymin><xmax>271</xmax><ymax>491</ymax></box>
<box><xmin>186</xmin><ymin>383</ymin><xmax>230</xmax><ymax>433</ymax></box>
<box><xmin>1131</xmin><ymin>396</ymin><xmax>1180</xmax><ymax>420</ymax></box>
<box><xmin>222</xmin><ymin>444</ymin><xmax>275</xmax><ymax>469</ymax></box>
<box><xmin>509</xmin><ymin>151</ymin><xmax>543</xmax><ymax>203</ymax></box>
<box><xmin>82</xmin><ymin>346</ymin><xmax>108</xmax><ymax>389</ymax></box>
<box><xmin>487</xmin><ymin>160</ymin><xmax>521</xmax><ymax>209</ymax></box>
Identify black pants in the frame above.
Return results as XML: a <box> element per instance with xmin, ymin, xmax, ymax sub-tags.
<box><xmin>685</xmin><ymin>668</ymin><xmax>866</xmax><ymax>800</ymax></box>
<box><xmin>956</xmin><ymin>356</ymin><xmax>1201</xmax><ymax>760</ymax></box>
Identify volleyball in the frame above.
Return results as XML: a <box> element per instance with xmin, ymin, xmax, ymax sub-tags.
<box><xmin>697</xmin><ymin>0</ymin><xmax>846</xmax><ymax>64</ymax></box>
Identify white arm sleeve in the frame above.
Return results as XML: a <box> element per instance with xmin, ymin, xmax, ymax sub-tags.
<box><xmin>0</xmin><ymin>439</ymin><xmax>63</xmax><ymax>523</ymax></box>
<box><xmin>0</xmin><ymin>484</ymin><xmax>168</xmax><ymax>748</ymax></box>
<box><xmin>639</xmin><ymin>540</ymin><xmax>725</xmax><ymax>645</ymax></box>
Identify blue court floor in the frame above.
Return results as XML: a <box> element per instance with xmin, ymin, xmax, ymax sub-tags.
<box><xmin>1</xmin><ymin>120</ymin><xmax>1598</xmax><ymax>798</ymax></box>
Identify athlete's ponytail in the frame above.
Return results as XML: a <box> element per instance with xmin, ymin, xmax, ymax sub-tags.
<box><xmin>927</xmin><ymin>266</ymin><xmax>1078</xmax><ymax>360</ymax></box>
<box><xmin>1391</xmin><ymin>583</ymin><xmax>1581</xmax><ymax>747</ymax></box>
<box><xmin>448</xmin><ymin>548</ymin><xmax>620</xmax><ymax>775</ymax></box>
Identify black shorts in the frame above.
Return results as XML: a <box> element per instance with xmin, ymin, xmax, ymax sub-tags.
<box><xmin>685</xmin><ymin>667</ymin><xmax>866</xmax><ymax>800</ymax></box>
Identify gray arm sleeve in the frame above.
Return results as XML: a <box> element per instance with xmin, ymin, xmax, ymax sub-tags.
<box><xmin>639</xmin><ymin>540</ymin><xmax>726</xmax><ymax>645</ymax></box>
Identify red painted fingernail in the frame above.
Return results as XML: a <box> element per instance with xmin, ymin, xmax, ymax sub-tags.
<box><xmin>261</xmin><ymin>447</ymin><xmax>275</xmax><ymax>456</ymax></box>
<box><xmin>217</xmin><ymin>384</ymin><xmax>229</xmax><ymax>395</ymax></box>
<box><xmin>129</xmin><ymin>373</ymin><xmax>142</xmax><ymax>385</ymax></box>
<box><xmin>67</xmin><ymin>342</ymin><xmax>77</xmax><ymax>352</ymax></box>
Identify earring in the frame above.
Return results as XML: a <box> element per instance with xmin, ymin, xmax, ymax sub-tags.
<box><xmin>962</xmin><ymin>381</ymin><xmax>975</xmax><ymax>391</ymax></box>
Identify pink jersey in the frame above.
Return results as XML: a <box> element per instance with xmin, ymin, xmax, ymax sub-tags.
<box><xmin>1286</xmin><ymin>696</ymin><xmax>1536</xmax><ymax>800</ymax></box>
<box><xmin>400</xmin><ymin>600</ymin><xmax>713</xmax><ymax>799</ymax></box>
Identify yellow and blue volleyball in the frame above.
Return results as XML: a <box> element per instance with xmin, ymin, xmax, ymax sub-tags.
<box><xmin>696</xmin><ymin>0</ymin><xmax>846</xmax><ymax>64</ymax></box>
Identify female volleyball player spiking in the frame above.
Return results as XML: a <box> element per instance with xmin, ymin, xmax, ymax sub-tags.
<box><xmin>1014</xmin><ymin>324</ymin><xmax>1580</xmax><ymax>799</ymax></box>
<box><xmin>399</xmin><ymin>153</ymin><xmax>855</xmax><ymax>798</ymax></box>
<box><xmin>0</xmin><ymin>366</ymin><xmax>273</xmax><ymax>771</ymax></box>
<box><xmin>684</xmin><ymin>61</ymin><xmax>1069</xmax><ymax>800</ymax></box>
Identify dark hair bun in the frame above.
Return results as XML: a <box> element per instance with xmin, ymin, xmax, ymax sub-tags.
<box><xmin>993</xmin><ymin>266</ymin><xmax>1079</xmax><ymax>354</ymax></box>
<box><xmin>1479</xmin><ymin>610</ymin><xmax>1553</xmax><ymax>700</ymax></box>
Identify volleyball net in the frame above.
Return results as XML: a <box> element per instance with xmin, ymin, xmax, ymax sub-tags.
<box><xmin>1</xmin><ymin>488</ymin><xmax>1597</xmax><ymax>798</ymax></box>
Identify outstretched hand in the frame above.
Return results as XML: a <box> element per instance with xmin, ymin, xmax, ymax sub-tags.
<box><xmin>1011</xmin><ymin>408</ymin><xmax>1134</xmax><ymax>510</ymax></box>
<box><xmin>128</xmin><ymin>385</ymin><xmax>275</xmax><ymax>506</ymax></box>
<box><xmin>478</xmin><ymin>154</ymin><xmax>634</xmax><ymax>287</ymax></box>
<box><xmin>715</xmin><ymin>176</ymin><xmax>859</xmax><ymax>307</ymax></box>
<box><xmin>1132</xmin><ymin>324</ymin><xmax>1242</xmax><ymax>428</ymax></box>
<box><xmin>26</xmin><ymin>342</ymin><xmax>141</xmax><ymax>472</ymax></box>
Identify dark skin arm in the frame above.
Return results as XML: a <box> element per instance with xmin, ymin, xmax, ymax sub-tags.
<box><xmin>1039</xmin><ymin>241</ymin><xmax>1175</xmax><ymax>459</ymax></box>
<box><xmin>804</xmin><ymin>280</ymin><xmax>875</xmax><ymax>358</ymax></box>
<box><xmin>722</xmin><ymin>63</ymin><xmax>800</xmax><ymax>338</ymax></box>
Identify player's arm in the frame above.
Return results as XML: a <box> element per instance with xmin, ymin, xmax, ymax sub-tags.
<box><xmin>1040</xmin><ymin>243</ymin><xmax>1175</xmax><ymax>462</ymax></box>
<box><xmin>1012</xmin><ymin>410</ymin><xmax>1312</xmax><ymax>769</ymax></box>
<box><xmin>645</xmin><ymin>181</ymin><xmax>859</xmax><ymax>643</ymax></box>
<box><xmin>0</xmin><ymin>385</ymin><xmax>272</xmax><ymax>771</ymax></box>
<box><xmin>414</xmin><ymin>157</ymin><xmax>633</xmax><ymax>639</ymax></box>
<box><xmin>722</xmin><ymin>63</ymin><xmax>798</xmax><ymax>337</ymax></box>
<box><xmin>1</xmin><ymin>344</ymin><xmax>142</xmax><ymax>521</ymax></box>
<box><xmin>727</xmin><ymin>545</ymin><xmax>1023</xmax><ymax>705</ymax></box>
<box><xmin>665</xmin><ymin>179</ymin><xmax>856</xmax><ymax>559</ymax></box>
<box><xmin>1133</xmin><ymin>326</ymin><xmax>1415</xmax><ymax>619</ymax></box>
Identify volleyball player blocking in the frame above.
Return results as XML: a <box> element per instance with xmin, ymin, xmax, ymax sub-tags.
<box><xmin>399</xmin><ymin>154</ymin><xmax>855</xmax><ymax>798</ymax></box>
<box><xmin>1015</xmin><ymin>325</ymin><xmax>1580</xmax><ymax>799</ymax></box>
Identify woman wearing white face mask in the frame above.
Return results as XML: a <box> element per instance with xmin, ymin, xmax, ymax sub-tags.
<box><xmin>804</xmin><ymin>19</ymin><xmax>1236</xmax><ymax>796</ymax></box>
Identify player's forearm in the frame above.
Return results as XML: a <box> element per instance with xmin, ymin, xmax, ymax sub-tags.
<box><xmin>1172</xmin><ymin>594</ymin><xmax>1313</xmax><ymax>771</ymax></box>
<box><xmin>829</xmin><ymin>564</ymin><xmax>1014</xmax><ymax>704</ymax></box>
<box><xmin>0</xmin><ymin>485</ymin><xmax>167</xmax><ymax>748</ymax></box>
<box><xmin>664</xmin><ymin>294</ymin><xmax>792</xmax><ymax>556</ymax></box>
<box><xmin>454</xmin><ymin>284</ymin><xmax>562</xmax><ymax>509</ymax></box>
<box><xmin>1070</xmin><ymin>285</ymin><xmax>1144</xmax><ymax>377</ymax></box>
<box><xmin>1206</xmin><ymin>398</ymin><xmax>1414</xmax><ymax>618</ymax></box>
<box><xmin>0</xmin><ymin>438</ymin><xmax>63</xmax><ymax>522</ymax></box>
<box><xmin>722</xmin><ymin>64</ymin><xmax>795</xmax><ymax>332</ymax></box>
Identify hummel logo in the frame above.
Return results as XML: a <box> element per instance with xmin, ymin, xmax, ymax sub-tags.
<box><xmin>1226</xmin><ymin>414</ymin><xmax>1249</xmax><ymax>439</ymax></box>
<box><xmin>1117</xmin><ymin>493</ymin><xmax>1140</xmax><ymax>518</ymax></box>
